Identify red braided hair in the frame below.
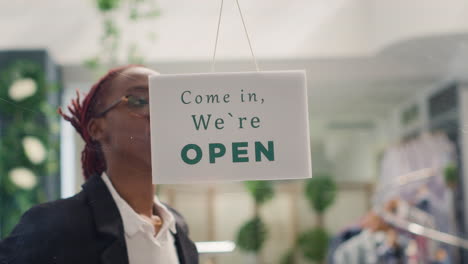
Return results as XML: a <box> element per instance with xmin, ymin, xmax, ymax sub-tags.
<box><xmin>58</xmin><ymin>65</ymin><xmax>141</xmax><ymax>180</ymax></box>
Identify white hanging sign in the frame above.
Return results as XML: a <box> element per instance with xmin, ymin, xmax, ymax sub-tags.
<box><xmin>149</xmin><ymin>71</ymin><xmax>312</xmax><ymax>184</ymax></box>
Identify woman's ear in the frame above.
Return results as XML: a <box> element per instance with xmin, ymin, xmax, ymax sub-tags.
<box><xmin>87</xmin><ymin>118</ymin><xmax>105</xmax><ymax>142</ymax></box>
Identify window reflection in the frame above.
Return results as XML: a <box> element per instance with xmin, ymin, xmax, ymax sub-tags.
<box><xmin>1</xmin><ymin>1</ymin><xmax>468</xmax><ymax>264</ymax></box>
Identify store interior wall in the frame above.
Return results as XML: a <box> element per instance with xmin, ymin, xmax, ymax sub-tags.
<box><xmin>155</xmin><ymin>183</ymin><xmax>371</xmax><ymax>264</ymax></box>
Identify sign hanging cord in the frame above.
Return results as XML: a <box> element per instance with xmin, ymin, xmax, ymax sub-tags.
<box><xmin>211</xmin><ymin>0</ymin><xmax>224</xmax><ymax>72</ymax></box>
<box><xmin>211</xmin><ymin>0</ymin><xmax>260</xmax><ymax>72</ymax></box>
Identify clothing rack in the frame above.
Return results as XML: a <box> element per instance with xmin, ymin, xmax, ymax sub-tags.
<box><xmin>373</xmin><ymin>131</ymin><xmax>463</xmax><ymax>249</ymax></box>
<box><xmin>381</xmin><ymin>212</ymin><xmax>468</xmax><ymax>250</ymax></box>
<box><xmin>375</xmin><ymin>167</ymin><xmax>435</xmax><ymax>192</ymax></box>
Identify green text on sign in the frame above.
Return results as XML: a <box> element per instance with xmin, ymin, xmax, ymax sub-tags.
<box><xmin>181</xmin><ymin>141</ymin><xmax>275</xmax><ymax>165</ymax></box>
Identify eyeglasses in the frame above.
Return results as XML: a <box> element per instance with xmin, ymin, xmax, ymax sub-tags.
<box><xmin>95</xmin><ymin>95</ymin><xmax>149</xmax><ymax>118</ymax></box>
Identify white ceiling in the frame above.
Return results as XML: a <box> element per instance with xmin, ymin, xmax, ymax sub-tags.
<box><xmin>4</xmin><ymin>0</ymin><xmax>468</xmax><ymax>124</ymax></box>
<box><xmin>2</xmin><ymin>0</ymin><xmax>468</xmax><ymax>63</ymax></box>
<box><xmin>0</xmin><ymin>0</ymin><xmax>358</xmax><ymax>63</ymax></box>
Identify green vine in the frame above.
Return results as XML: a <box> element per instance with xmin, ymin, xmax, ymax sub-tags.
<box><xmin>96</xmin><ymin>0</ymin><xmax>121</xmax><ymax>12</ymax></box>
<box><xmin>0</xmin><ymin>60</ymin><xmax>60</xmax><ymax>237</ymax></box>
<box><xmin>85</xmin><ymin>0</ymin><xmax>161</xmax><ymax>73</ymax></box>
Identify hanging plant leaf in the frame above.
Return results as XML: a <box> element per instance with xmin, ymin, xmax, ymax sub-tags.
<box><xmin>236</xmin><ymin>217</ymin><xmax>268</xmax><ymax>252</ymax></box>
<box><xmin>244</xmin><ymin>181</ymin><xmax>274</xmax><ymax>205</ymax></box>
<box><xmin>129</xmin><ymin>8</ymin><xmax>139</xmax><ymax>20</ymax></box>
<box><xmin>297</xmin><ymin>227</ymin><xmax>330</xmax><ymax>262</ymax></box>
<box><xmin>305</xmin><ymin>175</ymin><xmax>337</xmax><ymax>214</ymax></box>
<box><xmin>96</xmin><ymin>0</ymin><xmax>121</xmax><ymax>12</ymax></box>
<box><xmin>280</xmin><ymin>249</ymin><xmax>295</xmax><ymax>264</ymax></box>
<box><xmin>83</xmin><ymin>56</ymin><xmax>101</xmax><ymax>71</ymax></box>
<box><xmin>143</xmin><ymin>8</ymin><xmax>161</xmax><ymax>18</ymax></box>
<box><xmin>444</xmin><ymin>163</ymin><xmax>458</xmax><ymax>188</ymax></box>
<box><xmin>103</xmin><ymin>19</ymin><xmax>120</xmax><ymax>38</ymax></box>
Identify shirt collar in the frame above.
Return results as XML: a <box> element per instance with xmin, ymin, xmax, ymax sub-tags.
<box><xmin>153</xmin><ymin>195</ymin><xmax>177</xmax><ymax>234</ymax></box>
<box><xmin>101</xmin><ymin>173</ymin><xmax>177</xmax><ymax>237</ymax></box>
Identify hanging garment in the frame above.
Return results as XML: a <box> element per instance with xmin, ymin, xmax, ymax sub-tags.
<box><xmin>327</xmin><ymin>227</ymin><xmax>362</xmax><ymax>264</ymax></box>
<box><xmin>333</xmin><ymin>230</ymin><xmax>386</xmax><ymax>264</ymax></box>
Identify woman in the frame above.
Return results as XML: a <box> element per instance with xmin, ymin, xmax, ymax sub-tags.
<box><xmin>0</xmin><ymin>65</ymin><xmax>199</xmax><ymax>264</ymax></box>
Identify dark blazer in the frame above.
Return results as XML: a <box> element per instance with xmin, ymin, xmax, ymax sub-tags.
<box><xmin>0</xmin><ymin>175</ymin><xmax>199</xmax><ymax>264</ymax></box>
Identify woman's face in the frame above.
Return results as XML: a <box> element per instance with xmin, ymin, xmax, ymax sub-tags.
<box><xmin>92</xmin><ymin>67</ymin><xmax>158</xmax><ymax>172</ymax></box>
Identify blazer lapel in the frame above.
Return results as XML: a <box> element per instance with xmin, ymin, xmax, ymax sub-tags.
<box><xmin>173</xmin><ymin>223</ymin><xmax>199</xmax><ymax>264</ymax></box>
<box><xmin>82</xmin><ymin>175</ymin><xmax>129</xmax><ymax>264</ymax></box>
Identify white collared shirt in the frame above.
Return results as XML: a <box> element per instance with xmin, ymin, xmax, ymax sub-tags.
<box><xmin>102</xmin><ymin>173</ymin><xmax>180</xmax><ymax>264</ymax></box>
